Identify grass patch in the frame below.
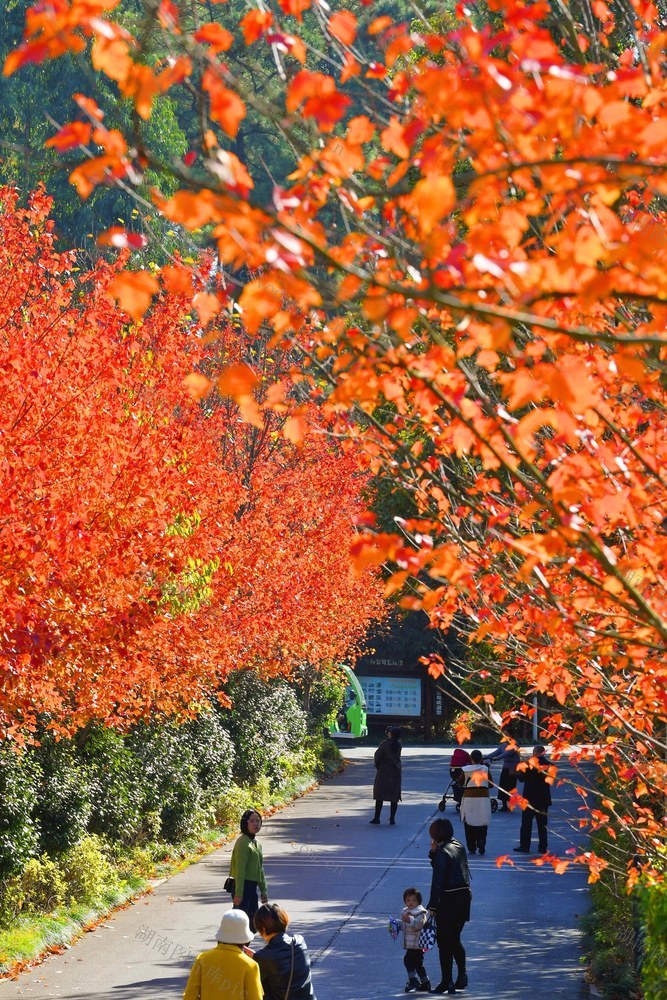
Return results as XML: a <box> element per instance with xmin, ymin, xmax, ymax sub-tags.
<box><xmin>0</xmin><ymin>879</ymin><xmax>144</xmax><ymax>971</ymax></box>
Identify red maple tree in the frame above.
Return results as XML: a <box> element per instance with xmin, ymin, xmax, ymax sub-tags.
<box><xmin>0</xmin><ymin>186</ymin><xmax>383</xmax><ymax>737</ymax></box>
<box><xmin>5</xmin><ymin>0</ymin><xmax>667</xmax><ymax>882</ymax></box>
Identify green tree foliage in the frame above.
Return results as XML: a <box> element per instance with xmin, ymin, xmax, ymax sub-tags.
<box><xmin>0</xmin><ymin>747</ymin><xmax>39</xmax><ymax>878</ymax></box>
<box><xmin>0</xmin><ymin>673</ymin><xmax>318</xmax><ymax>898</ymax></box>
<box><xmin>226</xmin><ymin>671</ymin><xmax>308</xmax><ymax>787</ymax></box>
<box><xmin>0</xmin><ymin>0</ymin><xmax>188</xmax><ymax>249</ymax></box>
<box><xmin>295</xmin><ymin>663</ymin><xmax>348</xmax><ymax>735</ymax></box>
<box><xmin>78</xmin><ymin>726</ymin><xmax>154</xmax><ymax>846</ymax></box>
<box><xmin>33</xmin><ymin>735</ymin><xmax>92</xmax><ymax>854</ymax></box>
<box><xmin>641</xmin><ymin>882</ymin><xmax>667</xmax><ymax>1000</ymax></box>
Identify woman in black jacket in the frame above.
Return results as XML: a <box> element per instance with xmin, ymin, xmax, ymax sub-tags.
<box><xmin>254</xmin><ymin>903</ymin><xmax>317</xmax><ymax>1000</ymax></box>
<box><xmin>427</xmin><ymin>818</ymin><xmax>472</xmax><ymax>995</ymax></box>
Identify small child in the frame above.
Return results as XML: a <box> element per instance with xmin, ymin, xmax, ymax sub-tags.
<box><xmin>400</xmin><ymin>887</ymin><xmax>431</xmax><ymax>993</ymax></box>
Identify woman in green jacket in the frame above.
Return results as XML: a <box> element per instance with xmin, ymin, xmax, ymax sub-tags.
<box><xmin>230</xmin><ymin>809</ymin><xmax>268</xmax><ymax>930</ymax></box>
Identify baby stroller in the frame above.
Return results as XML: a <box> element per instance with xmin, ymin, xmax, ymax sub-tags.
<box><xmin>438</xmin><ymin>751</ymin><xmax>500</xmax><ymax>813</ymax></box>
<box><xmin>438</xmin><ymin>748</ymin><xmax>471</xmax><ymax>812</ymax></box>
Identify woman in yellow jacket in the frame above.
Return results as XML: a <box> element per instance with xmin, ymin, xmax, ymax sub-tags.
<box><xmin>183</xmin><ymin>909</ymin><xmax>262</xmax><ymax>1000</ymax></box>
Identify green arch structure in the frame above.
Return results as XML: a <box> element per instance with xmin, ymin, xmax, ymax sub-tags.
<box><xmin>329</xmin><ymin>664</ymin><xmax>368</xmax><ymax>739</ymax></box>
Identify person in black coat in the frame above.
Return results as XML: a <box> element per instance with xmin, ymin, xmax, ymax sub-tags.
<box><xmin>370</xmin><ymin>726</ymin><xmax>402</xmax><ymax>824</ymax></box>
<box><xmin>487</xmin><ymin>739</ymin><xmax>521</xmax><ymax>811</ymax></box>
<box><xmin>427</xmin><ymin>818</ymin><xmax>472</xmax><ymax>995</ymax></box>
<box><xmin>514</xmin><ymin>745</ymin><xmax>552</xmax><ymax>854</ymax></box>
<box><xmin>254</xmin><ymin>904</ymin><xmax>317</xmax><ymax>1000</ymax></box>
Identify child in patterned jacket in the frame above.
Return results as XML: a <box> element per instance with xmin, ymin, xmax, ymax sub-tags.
<box><xmin>401</xmin><ymin>887</ymin><xmax>431</xmax><ymax>993</ymax></box>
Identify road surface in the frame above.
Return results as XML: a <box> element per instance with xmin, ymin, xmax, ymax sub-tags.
<box><xmin>1</xmin><ymin>746</ymin><xmax>592</xmax><ymax>999</ymax></box>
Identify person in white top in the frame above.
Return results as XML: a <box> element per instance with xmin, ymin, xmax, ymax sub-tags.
<box><xmin>459</xmin><ymin>750</ymin><xmax>492</xmax><ymax>855</ymax></box>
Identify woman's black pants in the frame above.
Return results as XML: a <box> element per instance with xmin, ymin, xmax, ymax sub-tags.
<box><xmin>436</xmin><ymin>913</ymin><xmax>466</xmax><ymax>985</ymax></box>
<box><xmin>239</xmin><ymin>879</ymin><xmax>259</xmax><ymax>929</ymax></box>
<box><xmin>498</xmin><ymin>767</ymin><xmax>516</xmax><ymax>808</ymax></box>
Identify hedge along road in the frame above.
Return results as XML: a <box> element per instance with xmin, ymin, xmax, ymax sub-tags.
<box><xmin>0</xmin><ymin>745</ymin><xmax>592</xmax><ymax>1000</ymax></box>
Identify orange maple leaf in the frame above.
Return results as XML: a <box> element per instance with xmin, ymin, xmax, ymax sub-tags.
<box><xmin>407</xmin><ymin>175</ymin><xmax>455</xmax><ymax>229</ymax></box>
<box><xmin>347</xmin><ymin>115</ymin><xmax>375</xmax><ymax>145</ymax></box>
<box><xmin>155</xmin><ymin>188</ymin><xmax>226</xmax><ymax>230</ymax></box>
<box><xmin>368</xmin><ymin>15</ymin><xmax>393</xmax><ymax>34</ymax></box>
<box><xmin>240</xmin><ymin>10</ymin><xmax>273</xmax><ymax>45</ymax></box>
<box><xmin>69</xmin><ymin>155</ymin><xmax>127</xmax><ymax>199</ymax></box>
<box><xmin>217</xmin><ymin>364</ymin><xmax>263</xmax><ymax>428</ymax></box>
<box><xmin>106</xmin><ymin>270</ymin><xmax>160</xmax><ymax>323</ymax></box>
<box><xmin>160</xmin><ymin>266</ymin><xmax>194</xmax><ymax>296</ymax></box>
<box><xmin>73</xmin><ymin>93</ymin><xmax>105</xmax><ymax>121</ymax></box>
<box><xmin>277</xmin><ymin>0</ymin><xmax>312</xmax><ymax>20</ymax></box>
<box><xmin>203</xmin><ymin>70</ymin><xmax>246</xmax><ymax>137</ymax></box>
<box><xmin>45</xmin><ymin>121</ymin><xmax>92</xmax><ymax>152</ymax></box>
<box><xmin>283</xmin><ymin>413</ymin><xmax>308</xmax><ymax>446</ymax></box>
<box><xmin>381</xmin><ymin>117</ymin><xmax>410</xmax><ymax>159</ymax></box>
<box><xmin>192</xmin><ymin>291</ymin><xmax>222</xmax><ymax>326</ymax></box>
<box><xmin>183</xmin><ymin>373</ymin><xmax>212</xmax><ymax>399</ymax></box>
<box><xmin>194</xmin><ymin>23</ymin><xmax>234</xmax><ymax>52</ymax></box>
<box><xmin>329</xmin><ymin>11</ymin><xmax>357</xmax><ymax>46</ymax></box>
<box><xmin>455</xmin><ymin>722</ymin><xmax>472</xmax><ymax>744</ymax></box>
<box><xmin>238</xmin><ymin>280</ymin><xmax>281</xmax><ymax>334</ymax></box>
<box><xmin>217</xmin><ymin>363</ymin><xmax>259</xmax><ymax>399</ymax></box>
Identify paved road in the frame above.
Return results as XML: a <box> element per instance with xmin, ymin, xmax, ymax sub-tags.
<box><xmin>1</xmin><ymin>746</ymin><xmax>592</xmax><ymax>999</ymax></box>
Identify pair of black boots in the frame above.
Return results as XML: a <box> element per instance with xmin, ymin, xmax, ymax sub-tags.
<box><xmin>432</xmin><ymin>972</ymin><xmax>468</xmax><ymax>994</ymax></box>
<box><xmin>370</xmin><ymin>800</ymin><xmax>397</xmax><ymax>824</ymax></box>
<box><xmin>404</xmin><ymin>976</ymin><xmax>431</xmax><ymax>993</ymax></box>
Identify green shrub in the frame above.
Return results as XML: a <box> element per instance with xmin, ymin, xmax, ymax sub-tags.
<box><xmin>581</xmin><ymin>820</ymin><xmax>642</xmax><ymax>999</ymax></box>
<box><xmin>79</xmin><ymin>726</ymin><xmax>149</xmax><ymax>846</ymax></box>
<box><xmin>225</xmin><ymin>672</ymin><xmax>308</xmax><ymax>788</ymax></box>
<box><xmin>295</xmin><ymin>668</ymin><xmax>347</xmax><ymax>735</ymax></box>
<box><xmin>33</xmin><ymin>735</ymin><xmax>92</xmax><ymax>854</ymax></box>
<box><xmin>127</xmin><ymin>723</ymin><xmax>204</xmax><ymax>842</ymax></box>
<box><xmin>18</xmin><ymin>856</ymin><xmax>66</xmax><ymax>915</ymax></box>
<box><xmin>209</xmin><ymin>782</ymin><xmax>250</xmax><ymax>830</ymax></box>
<box><xmin>126</xmin><ymin>847</ymin><xmax>156</xmax><ymax>880</ymax></box>
<box><xmin>305</xmin><ymin>733</ymin><xmax>342</xmax><ymax>776</ymax></box>
<box><xmin>160</xmin><ymin>776</ymin><xmax>203</xmax><ymax>842</ymax></box>
<box><xmin>0</xmin><ymin>747</ymin><xmax>40</xmax><ymax>877</ymax></box>
<box><xmin>0</xmin><ymin>877</ymin><xmax>22</xmax><ymax>929</ymax></box>
<box><xmin>640</xmin><ymin>881</ymin><xmax>667</xmax><ymax>1000</ymax></box>
<box><xmin>181</xmin><ymin>712</ymin><xmax>235</xmax><ymax>791</ymax></box>
<box><xmin>60</xmin><ymin>835</ymin><xmax>115</xmax><ymax>905</ymax></box>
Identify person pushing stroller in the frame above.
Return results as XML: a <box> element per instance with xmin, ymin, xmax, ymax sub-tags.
<box><xmin>459</xmin><ymin>750</ymin><xmax>492</xmax><ymax>855</ymax></box>
<box><xmin>440</xmin><ymin>747</ymin><xmax>472</xmax><ymax>811</ymax></box>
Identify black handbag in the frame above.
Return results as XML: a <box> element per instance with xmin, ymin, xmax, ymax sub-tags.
<box><xmin>224</xmin><ymin>876</ymin><xmax>235</xmax><ymax>895</ymax></box>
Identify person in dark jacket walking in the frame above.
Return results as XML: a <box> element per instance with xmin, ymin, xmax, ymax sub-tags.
<box><xmin>427</xmin><ymin>818</ymin><xmax>472</xmax><ymax>995</ymax></box>
<box><xmin>514</xmin><ymin>745</ymin><xmax>552</xmax><ymax>854</ymax></box>
<box><xmin>370</xmin><ymin>726</ymin><xmax>402</xmax><ymax>824</ymax></box>
<box><xmin>254</xmin><ymin>903</ymin><xmax>317</xmax><ymax>1000</ymax></box>
<box><xmin>486</xmin><ymin>739</ymin><xmax>521</xmax><ymax>811</ymax></box>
